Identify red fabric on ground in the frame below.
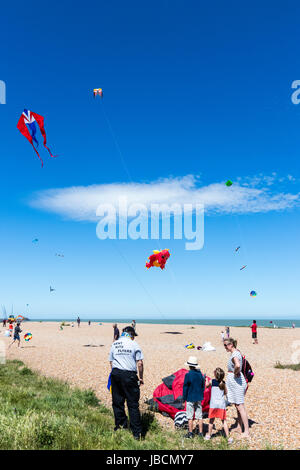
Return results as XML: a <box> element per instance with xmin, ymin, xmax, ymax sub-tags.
<box><xmin>153</xmin><ymin>368</ymin><xmax>211</xmax><ymax>420</ymax></box>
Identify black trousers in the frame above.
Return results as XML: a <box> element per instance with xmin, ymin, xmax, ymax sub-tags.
<box><xmin>111</xmin><ymin>368</ymin><xmax>142</xmax><ymax>436</ymax></box>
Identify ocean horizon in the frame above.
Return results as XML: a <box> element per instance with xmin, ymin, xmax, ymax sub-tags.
<box><xmin>8</xmin><ymin>318</ymin><xmax>299</xmax><ymax>328</ymax></box>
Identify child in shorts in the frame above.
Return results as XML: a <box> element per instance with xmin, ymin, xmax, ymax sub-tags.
<box><xmin>8</xmin><ymin>322</ymin><xmax>22</xmax><ymax>349</ymax></box>
<box><xmin>183</xmin><ymin>356</ymin><xmax>205</xmax><ymax>439</ymax></box>
<box><xmin>205</xmin><ymin>367</ymin><xmax>232</xmax><ymax>443</ymax></box>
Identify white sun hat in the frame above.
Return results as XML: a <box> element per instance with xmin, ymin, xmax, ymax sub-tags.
<box><xmin>185</xmin><ymin>356</ymin><xmax>199</xmax><ymax>367</ymax></box>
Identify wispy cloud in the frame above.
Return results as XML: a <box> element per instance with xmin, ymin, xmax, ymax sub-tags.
<box><xmin>29</xmin><ymin>174</ymin><xmax>300</xmax><ymax>222</ymax></box>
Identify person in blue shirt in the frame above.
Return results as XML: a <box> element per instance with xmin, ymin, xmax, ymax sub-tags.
<box><xmin>182</xmin><ymin>356</ymin><xmax>205</xmax><ymax>438</ymax></box>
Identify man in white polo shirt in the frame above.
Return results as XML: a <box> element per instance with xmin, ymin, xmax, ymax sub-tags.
<box><xmin>109</xmin><ymin>326</ymin><xmax>144</xmax><ymax>439</ymax></box>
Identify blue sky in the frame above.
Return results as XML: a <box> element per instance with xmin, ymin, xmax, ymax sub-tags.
<box><xmin>1</xmin><ymin>0</ymin><xmax>300</xmax><ymax>320</ymax></box>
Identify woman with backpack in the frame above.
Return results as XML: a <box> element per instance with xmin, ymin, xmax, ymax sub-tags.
<box><xmin>223</xmin><ymin>337</ymin><xmax>250</xmax><ymax>438</ymax></box>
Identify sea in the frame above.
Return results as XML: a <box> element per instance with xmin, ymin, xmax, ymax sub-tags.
<box><xmin>16</xmin><ymin>318</ymin><xmax>300</xmax><ymax>328</ymax></box>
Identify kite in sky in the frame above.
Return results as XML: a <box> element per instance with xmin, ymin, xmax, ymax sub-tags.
<box><xmin>50</xmin><ymin>286</ymin><xmax>56</xmax><ymax>293</ymax></box>
<box><xmin>240</xmin><ymin>265</ymin><xmax>247</xmax><ymax>270</ymax></box>
<box><xmin>225</xmin><ymin>180</ymin><xmax>233</xmax><ymax>187</ymax></box>
<box><xmin>15</xmin><ymin>315</ymin><xmax>24</xmax><ymax>322</ymax></box>
<box><xmin>250</xmin><ymin>291</ymin><xmax>257</xmax><ymax>297</ymax></box>
<box><xmin>235</xmin><ymin>246</ymin><xmax>240</xmax><ymax>252</ymax></box>
<box><xmin>32</xmin><ymin>238</ymin><xmax>39</xmax><ymax>244</ymax></box>
<box><xmin>146</xmin><ymin>249</ymin><xmax>170</xmax><ymax>270</ymax></box>
<box><xmin>93</xmin><ymin>88</ymin><xmax>103</xmax><ymax>98</ymax></box>
<box><xmin>55</xmin><ymin>253</ymin><xmax>64</xmax><ymax>258</ymax></box>
<box><xmin>17</xmin><ymin>109</ymin><xmax>57</xmax><ymax>167</ymax></box>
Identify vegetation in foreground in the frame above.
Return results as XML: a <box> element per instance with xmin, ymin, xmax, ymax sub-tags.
<box><xmin>274</xmin><ymin>361</ymin><xmax>300</xmax><ymax>371</ymax></box>
<box><xmin>0</xmin><ymin>360</ymin><xmax>248</xmax><ymax>450</ymax></box>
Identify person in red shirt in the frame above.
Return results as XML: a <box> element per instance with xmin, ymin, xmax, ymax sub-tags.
<box><xmin>251</xmin><ymin>320</ymin><xmax>258</xmax><ymax>344</ymax></box>
<box><xmin>8</xmin><ymin>321</ymin><xmax>14</xmax><ymax>337</ymax></box>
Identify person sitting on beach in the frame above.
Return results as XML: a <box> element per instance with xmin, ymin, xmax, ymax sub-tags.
<box><xmin>223</xmin><ymin>338</ymin><xmax>250</xmax><ymax>438</ymax></box>
<box><xmin>182</xmin><ymin>356</ymin><xmax>205</xmax><ymax>439</ymax></box>
<box><xmin>205</xmin><ymin>368</ymin><xmax>233</xmax><ymax>443</ymax></box>
<box><xmin>8</xmin><ymin>322</ymin><xmax>22</xmax><ymax>349</ymax></box>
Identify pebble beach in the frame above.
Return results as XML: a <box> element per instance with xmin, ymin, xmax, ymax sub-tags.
<box><xmin>2</xmin><ymin>321</ymin><xmax>300</xmax><ymax>450</ymax></box>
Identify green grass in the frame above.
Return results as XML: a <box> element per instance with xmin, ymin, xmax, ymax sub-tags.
<box><xmin>0</xmin><ymin>360</ymin><xmax>248</xmax><ymax>450</ymax></box>
<box><xmin>274</xmin><ymin>361</ymin><xmax>300</xmax><ymax>371</ymax></box>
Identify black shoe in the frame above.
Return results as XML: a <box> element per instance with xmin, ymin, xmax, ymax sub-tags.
<box><xmin>133</xmin><ymin>434</ymin><xmax>141</xmax><ymax>440</ymax></box>
<box><xmin>184</xmin><ymin>432</ymin><xmax>194</xmax><ymax>439</ymax></box>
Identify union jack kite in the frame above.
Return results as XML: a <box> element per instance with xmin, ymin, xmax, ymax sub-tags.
<box><xmin>17</xmin><ymin>109</ymin><xmax>57</xmax><ymax>167</ymax></box>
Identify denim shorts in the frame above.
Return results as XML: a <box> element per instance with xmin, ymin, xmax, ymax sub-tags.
<box><xmin>186</xmin><ymin>401</ymin><xmax>203</xmax><ymax>420</ymax></box>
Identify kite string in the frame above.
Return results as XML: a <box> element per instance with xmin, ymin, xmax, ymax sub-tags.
<box><xmin>100</xmin><ymin>102</ymin><xmax>133</xmax><ymax>182</ymax></box>
<box><xmin>109</xmin><ymin>240</ymin><xmax>168</xmax><ymax>320</ymax></box>
<box><xmin>101</xmin><ymin>101</ymin><xmax>188</xmax><ymax>321</ymax></box>
<box><xmin>155</xmin><ymin>237</ymin><xmax>190</xmax><ymax>320</ymax></box>
<box><xmin>100</xmin><ymin>101</ymin><xmax>174</xmax><ymax>321</ymax></box>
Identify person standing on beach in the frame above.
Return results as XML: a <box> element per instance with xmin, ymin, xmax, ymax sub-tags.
<box><xmin>8</xmin><ymin>321</ymin><xmax>14</xmax><ymax>337</ymax></box>
<box><xmin>109</xmin><ymin>326</ymin><xmax>144</xmax><ymax>440</ymax></box>
<box><xmin>113</xmin><ymin>323</ymin><xmax>120</xmax><ymax>341</ymax></box>
<box><xmin>182</xmin><ymin>356</ymin><xmax>205</xmax><ymax>439</ymax></box>
<box><xmin>225</xmin><ymin>326</ymin><xmax>230</xmax><ymax>339</ymax></box>
<box><xmin>251</xmin><ymin>320</ymin><xmax>258</xmax><ymax>344</ymax></box>
<box><xmin>2</xmin><ymin>318</ymin><xmax>6</xmax><ymax>328</ymax></box>
<box><xmin>205</xmin><ymin>368</ymin><xmax>233</xmax><ymax>443</ymax></box>
<box><xmin>77</xmin><ymin>316</ymin><xmax>81</xmax><ymax>328</ymax></box>
<box><xmin>223</xmin><ymin>338</ymin><xmax>249</xmax><ymax>438</ymax></box>
<box><xmin>8</xmin><ymin>322</ymin><xmax>22</xmax><ymax>349</ymax></box>
<box><xmin>131</xmin><ymin>320</ymin><xmax>136</xmax><ymax>333</ymax></box>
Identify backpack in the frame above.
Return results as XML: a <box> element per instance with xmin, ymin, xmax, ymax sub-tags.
<box><xmin>242</xmin><ymin>355</ymin><xmax>254</xmax><ymax>383</ymax></box>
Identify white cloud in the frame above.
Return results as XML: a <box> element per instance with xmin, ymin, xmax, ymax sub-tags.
<box><xmin>29</xmin><ymin>175</ymin><xmax>300</xmax><ymax>222</ymax></box>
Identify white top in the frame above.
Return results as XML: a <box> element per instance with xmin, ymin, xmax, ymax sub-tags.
<box><xmin>109</xmin><ymin>336</ymin><xmax>143</xmax><ymax>372</ymax></box>
<box><xmin>227</xmin><ymin>350</ymin><xmax>243</xmax><ymax>372</ymax></box>
<box><xmin>210</xmin><ymin>380</ymin><xmax>226</xmax><ymax>410</ymax></box>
